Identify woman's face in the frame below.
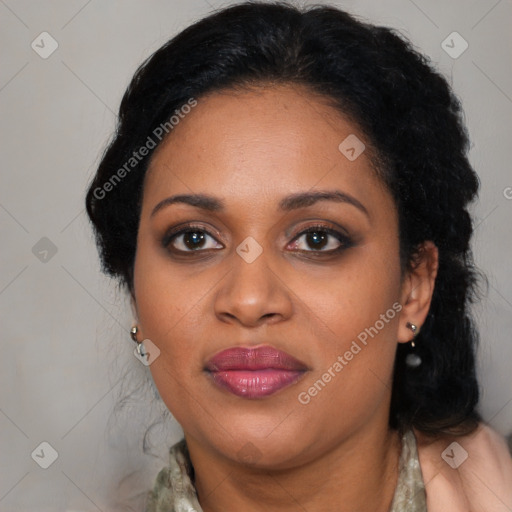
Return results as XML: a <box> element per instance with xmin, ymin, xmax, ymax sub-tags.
<box><xmin>133</xmin><ymin>84</ymin><xmax>411</xmax><ymax>468</ymax></box>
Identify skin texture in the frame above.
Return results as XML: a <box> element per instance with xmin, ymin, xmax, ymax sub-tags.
<box><xmin>132</xmin><ymin>83</ymin><xmax>438</xmax><ymax>512</ymax></box>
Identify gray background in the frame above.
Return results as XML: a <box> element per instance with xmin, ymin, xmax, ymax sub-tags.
<box><xmin>1</xmin><ymin>0</ymin><xmax>511</xmax><ymax>510</ymax></box>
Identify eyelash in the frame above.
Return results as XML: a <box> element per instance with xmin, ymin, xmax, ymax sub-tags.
<box><xmin>161</xmin><ymin>222</ymin><xmax>353</xmax><ymax>257</ymax></box>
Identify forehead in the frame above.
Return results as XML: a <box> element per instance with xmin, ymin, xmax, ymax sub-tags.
<box><xmin>143</xmin><ymin>84</ymin><xmax>389</xmax><ymax>214</ymax></box>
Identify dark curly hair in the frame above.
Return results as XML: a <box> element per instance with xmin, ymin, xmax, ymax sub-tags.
<box><xmin>85</xmin><ymin>1</ymin><xmax>482</xmax><ymax>437</ymax></box>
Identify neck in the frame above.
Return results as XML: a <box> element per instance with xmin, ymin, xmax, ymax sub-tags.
<box><xmin>186</xmin><ymin>421</ymin><xmax>402</xmax><ymax>512</ymax></box>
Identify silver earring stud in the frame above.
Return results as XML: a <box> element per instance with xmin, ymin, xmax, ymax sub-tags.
<box><xmin>405</xmin><ymin>322</ymin><xmax>421</xmax><ymax>368</ymax></box>
<box><xmin>130</xmin><ymin>325</ymin><xmax>146</xmax><ymax>357</ymax></box>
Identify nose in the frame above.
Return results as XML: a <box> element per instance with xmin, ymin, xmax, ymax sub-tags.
<box><xmin>213</xmin><ymin>246</ymin><xmax>293</xmax><ymax>328</ymax></box>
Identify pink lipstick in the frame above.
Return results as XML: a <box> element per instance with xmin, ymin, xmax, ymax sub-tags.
<box><xmin>205</xmin><ymin>345</ymin><xmax>308</xmax><ymax>399</ymax></box>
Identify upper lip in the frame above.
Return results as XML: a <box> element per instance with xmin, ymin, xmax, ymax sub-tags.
<box><xmin>205</xmin><ymin>345</ymin><xmax>309</xmax><ymax>372</ymax></box>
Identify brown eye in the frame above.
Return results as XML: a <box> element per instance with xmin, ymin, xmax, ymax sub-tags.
<box><xmin>288</xmin><ymin>225</ymin><xmax>353</xmax><ymax>253</ymax></box>
<box><xmin>302</xmin><ymin>231</ymin><xmax>330</xmax><ymax>250</ymax></box>
<box><xmin>163</xmin><ymin>226</ymin><xmax>223</xmax><ymax>253</ymax></box>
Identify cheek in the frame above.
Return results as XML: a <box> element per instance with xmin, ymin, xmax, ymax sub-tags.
<box><xmin>292</xmin><ymin>241</ymin><xmax>402</xmax><ymax>404</ymax></box>
<box><xmin>133</xmin><ymin>247</ymin><xmax>210</xmax><ymax>429</ymax></box>
<box><xmin>132</xmin><ymin>239</ymin><xmax>199</xmax><ymax>370</ymax></box>
<box><xmin>301</xmin><ymin>244</ymin><xmax>402</xmax><ymax>346</ymax></box>
<box><xmin>293</xmin><ymin>286</ymin><xmax>401</xmax><ymax>440</ymax></box>
<box><xmin>133</xmin><ymin>226</ymin><xmax>209</xmax><ymax>336</ymax></box>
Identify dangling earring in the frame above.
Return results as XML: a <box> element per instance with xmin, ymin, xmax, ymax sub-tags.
<box><xmin>130</xmin><ymin>325</ymin><xmax>146</xmax><ymax>357</ymax></box>
<box><xmin>405</xmin><ymin>322</ymin><xmax>421</xmax><ymax>368</ymax></box>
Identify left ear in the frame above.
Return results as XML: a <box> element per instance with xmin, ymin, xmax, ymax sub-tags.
<box><xmin>397</xmin><ymin>240</ymin><xmax>439</xmax><ymax>343</ymax></box>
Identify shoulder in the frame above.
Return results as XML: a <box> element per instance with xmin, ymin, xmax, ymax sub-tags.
<box><xmin>413</xmin><ymin>422</ymin><xmax>512</xmax><ymax>511</ymax></box>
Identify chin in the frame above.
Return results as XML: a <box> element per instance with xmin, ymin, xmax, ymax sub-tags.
<box><xmin>205</xmin><ymin>415</ymin><xmax>312</xmax><ymax>469</ymax></box>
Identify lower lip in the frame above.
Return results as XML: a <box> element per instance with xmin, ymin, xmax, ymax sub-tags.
<box><xmin>207</xmin><ymin>369</ymin><xmax>305</xmax><ymax>398</ymax></box>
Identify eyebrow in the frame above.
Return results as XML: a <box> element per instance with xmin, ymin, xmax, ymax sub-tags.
<box><xmin>150</xmin><ymin>189</ymin><xmax>369</xmax><ymax>217</ymax></box>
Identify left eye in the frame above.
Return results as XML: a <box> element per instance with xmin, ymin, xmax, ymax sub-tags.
<box><xmin>289</xmin><ymin>227</ymin><xmax>348</xmax><ymax>252</ymax></box>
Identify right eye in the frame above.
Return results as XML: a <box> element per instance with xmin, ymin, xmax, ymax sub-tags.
<box><xmin>163</xmin><ymin>225</ymin><xmax>224</xmax><ymax>253</ymax></box>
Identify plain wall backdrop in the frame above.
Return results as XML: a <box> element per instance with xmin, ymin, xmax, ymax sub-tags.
<box><xmin>1</xmin><ymin>0</ymin><xmax>511</xmax><ymax>510</ymax></box>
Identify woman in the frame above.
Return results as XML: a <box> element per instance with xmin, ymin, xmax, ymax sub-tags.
<box><xmin>85</xmin><ymin>2</ymin><xmax>512</xmax><ymax>510</ymax></box>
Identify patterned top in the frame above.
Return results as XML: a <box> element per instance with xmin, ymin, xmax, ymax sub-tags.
<box><xmin>144</xmin><ymin>430</ymin><xmax>427</xmax><ymax>511</ymax></box>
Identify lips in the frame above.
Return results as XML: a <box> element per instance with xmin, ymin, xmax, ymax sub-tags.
<box><xmin>205</xmin><ymin>345</ymin><xmax>308</xmax><ymax>399</ymax></box>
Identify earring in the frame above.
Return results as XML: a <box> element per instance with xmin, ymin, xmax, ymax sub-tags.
<box><xmin>405</xmin><ymin>322</ymin><xmax>421</xmax><ymax>368</ymax></box>
<box><xmin>130</xmin><ymin>325</ymin><xmax>146</xmax><ymax>357</ymax></box>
